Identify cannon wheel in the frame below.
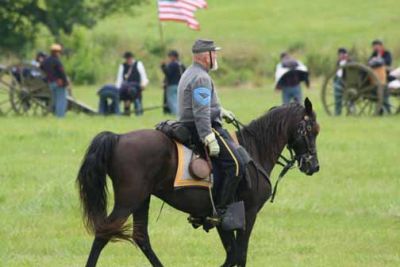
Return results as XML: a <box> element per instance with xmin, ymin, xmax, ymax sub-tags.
<box><xmin>6</xmin><ymin>64</ymin><xmax>52</xmax><ymax>116</ymax></box>
<box><xmin>0</xmin><ymin>65</ymin><xmax>14</xmax><ymax>115</ymax></box>
<box><xmin>322</xmin><ymin>62</ymin><xmax>384</xmax><ymax>116</ymax></box>
<box><xmin>388</xmin><ymin>87</ymin><xmax>400</xmax><ymax>114</ymax></box>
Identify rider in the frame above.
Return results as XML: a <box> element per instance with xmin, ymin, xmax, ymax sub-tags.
<box><xmin>177</xmin><ymin>39</ymin><xmax>244</xmax><ymax>225</ymax></box>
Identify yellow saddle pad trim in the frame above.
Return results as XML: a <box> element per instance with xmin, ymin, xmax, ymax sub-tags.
<box><xmin>173</xmin><ymin>141</ymin><xmax>211</xmax><ymax>188</ymax></box>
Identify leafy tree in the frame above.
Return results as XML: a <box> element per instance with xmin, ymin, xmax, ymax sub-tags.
<box><xmin>0</xmin><ymin>0</ymin><xmax>39</xmax><ymax>52</ymax></box>
<box><xmin>0</xmin><ymin>0</ymin><xmax>145</xmax><ymax>53</ymax></box>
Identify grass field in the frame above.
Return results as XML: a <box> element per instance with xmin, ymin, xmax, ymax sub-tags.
<box><xmin>1</xmin><ymin>84</ymin><xmax>399</xmax><ymax>266</ymax></box>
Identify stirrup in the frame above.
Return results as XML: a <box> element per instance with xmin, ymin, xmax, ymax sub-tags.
<box><xmin>203</xmin><ymin>216</ymin><xmax>220</xmax><ymax>232</ymax></box>
<box><xmin>205</xmin><ymin>215</ymin><xmax>221</xmax><ymax>226</ymax></box>
<box><xmin>187</xmin><ymin>215</ymin><xmax>202</xmax><ymax>229</ymax></box>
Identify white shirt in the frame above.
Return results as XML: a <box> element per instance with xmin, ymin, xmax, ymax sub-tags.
<box><xmin>274</xmin><ymin>60</ymin><xmax>308</xmax><ymax>87</ymax></box>
<box><xmin>336</xmin><ymin>60</ymin><xmax>348</xmax><ymax>78</ymax></box>
<box><xmin>115</xmin><ymin>60</ymin><xmax>149</xmax><ymax>88</ymax></box>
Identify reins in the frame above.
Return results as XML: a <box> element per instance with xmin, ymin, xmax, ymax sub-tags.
<box><xmin>230</xmin><ymin>118</ymin><xmax>296</xmax><ymax>203</ymax></box>
<box><xmin>270</xmin><ymin>149</ymin><xmax>296</xmax><ymax>203</ymax></box>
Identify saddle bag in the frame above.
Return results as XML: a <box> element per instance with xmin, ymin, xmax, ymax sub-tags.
<box><xmin>156</xmin><ymin>120</ymin><xmax>192</xmax><ymax>146</ymax></box>
<box><xmin>189</xmin><ymin>153</ymin><xmax>211</xmax><ymax>180</ymax></box>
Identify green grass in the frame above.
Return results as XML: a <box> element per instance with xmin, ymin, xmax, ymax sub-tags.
<box><xmin>1</xmin><ymin>85</ymin><xmax>399</xmax><ymax>266</ymax></box>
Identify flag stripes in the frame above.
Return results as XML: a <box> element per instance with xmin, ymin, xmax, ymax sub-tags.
<box><xmin>158</xmin><ymin>0</ymin><xmax>207</xmax><ymax>30</ymax></box>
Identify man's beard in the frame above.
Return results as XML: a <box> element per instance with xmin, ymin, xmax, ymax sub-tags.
<box><xmin>211</xmin><ymin>60</ymin><xmax>218</xmax><ymax>71</ymax></box>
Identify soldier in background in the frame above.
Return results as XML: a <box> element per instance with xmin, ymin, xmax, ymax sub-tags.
<box><xmin>334</xmin><ymin>48</ymin><xmax>350</xmax><ymax>115</ymax></box>
<box><xmin>369</xmin><ymin>40</ymin><xmax>393</xmax><ymax>114</ymax></box>
<box><xmin>41</xmin><ymin>44</ymin><xmax>68</xmax><ymax>118</ymax></box>
<box><xmin>32</xmin><ymin>51</ymin><xmax>47</xmax><ymax>68</ymax></box>
<box><xmin>115</xmin><ymin>52</ymin><xmax>149</xmax><ymax>116</ymax></box>
<box><xmin>97</xmin><ymin>84</ymin><xmax>120</xmax><ymax>115</ymax></box>
<box><xmin>161</xmin><ymin>50</ymin><xmax>185</xmax><ymax>116</ymax></box>
<box><xmin>369</xmin><ymin>39</ymin><xmax>392</xmax><ymax>67</ymax></box>
<box><xmin>275</xmin><ymin>52</ymin><xmax>310</xmax><ymax>104</ymax></box>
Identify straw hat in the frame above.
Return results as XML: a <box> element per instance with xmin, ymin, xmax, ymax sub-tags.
<box><xmin>50</xmin><ymin>44</ymin><xmax>62</xmax><ymax>52</ymax></box>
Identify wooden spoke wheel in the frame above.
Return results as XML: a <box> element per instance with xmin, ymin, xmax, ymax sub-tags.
<box><xmin>0</xmin><ymin>65</ymin><xmax>14</xmax><ymax>116</ymax></box>
<box><xmin>387</xmin><ymin>87</ymin><xmax>400</xmax><ymax>114</ymax></box>
<box><xmin>6</xmin><ymin>64</ymin><xmax>52</xmax><ymax>116</ymax></box>
<box><xmin>322</xmin><ymin>62</ymin><xmax>383</xmax><ymax>116</ymax></box>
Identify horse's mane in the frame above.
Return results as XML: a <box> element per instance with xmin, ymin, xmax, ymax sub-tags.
<box><xmin>241</xmin><ymin>103</ymin><xmax>304</xmax><ymax>170</ymax></box>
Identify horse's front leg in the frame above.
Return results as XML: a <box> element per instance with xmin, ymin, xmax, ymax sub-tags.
<box><xmin>235</xmin><ymin>208</ymin><xmax>258</xmax><ymax>267</ymax></box>
<box><xmin>217</xmin><ymin>227</ymin><xmax>238</xmax><ymax>267</ymax></box>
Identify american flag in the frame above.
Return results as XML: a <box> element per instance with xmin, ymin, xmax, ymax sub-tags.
<box><xmin>158</xmin><ymin>0</ymin><xmax>208</xmax><ymax>30</ymax></box>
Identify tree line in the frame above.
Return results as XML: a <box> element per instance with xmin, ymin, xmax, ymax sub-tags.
<box><xmin>0</xmin><ymin>0</ymin><xmax>144</xmax><ymax>54</ymax></box>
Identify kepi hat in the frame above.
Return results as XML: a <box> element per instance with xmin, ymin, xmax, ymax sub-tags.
<box><xmin>192</xmin><ymin>39</ymin><xmax>221</xmax><ymax>54</ymax></box>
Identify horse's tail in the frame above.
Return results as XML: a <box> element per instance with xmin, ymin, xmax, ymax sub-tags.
<box><xmin>76</xmin><ymin>131</ymin><xmax>131</xmax><ymax>242</ymax></box>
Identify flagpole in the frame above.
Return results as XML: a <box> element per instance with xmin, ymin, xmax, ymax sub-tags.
<box><xmin>157</xmin><ymin>0</ymin><xmax>168</xmax><ymax>114</ymax></box>
<box><xmin>156</xmin><ymin>0</ymin><xmax>166</xmax><ymax>54</ymax></box>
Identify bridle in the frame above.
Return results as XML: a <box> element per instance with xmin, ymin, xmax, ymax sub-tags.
<box><xmin>288</xmin><ymin>115</ymin><xmax>317</xmax><ymax>171</ymax></box>
<box><xmin>231</xmin><ymin>115</ymin><xmax>316</xmax><ymax>203</ymax></box>
<box><xmin>269</xmin><ymin>115</ymin><xmax>317</xmax><ymax>202</ymax></box>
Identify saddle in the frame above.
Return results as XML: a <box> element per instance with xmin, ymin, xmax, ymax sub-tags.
<box><xmin>156</xmin><ymin>120</ymin><xmax>254</xmax><ymax>187</ymax></box>
<box><xmin>156</xmin><ymin>120</ymin><xmax>211</xmax><ymax>180</ymax></box>
<box><xmin>156</xmin><ymin>120</ymin><xmax>191</xmax><ymax>146</ymax></box>
<box><xmin>156</xmin><ymin>120</ymin><xmax>252</xmax><ymax>231</ymax></box>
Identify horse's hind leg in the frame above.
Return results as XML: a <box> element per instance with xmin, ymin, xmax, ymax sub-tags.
<box><xmin>85</xmin><ymin>208</ymin><xmax>131</xmax><ymax>267</ymax></box>
<box><xmin>85</xmin><ymin>237</ymin><xmax>109</xmax><ymax>267</ymax></box>
<box><xmin>132</xmin><ymin>197</ymin><xmax>163</xmax><ymax>267</ymax></box>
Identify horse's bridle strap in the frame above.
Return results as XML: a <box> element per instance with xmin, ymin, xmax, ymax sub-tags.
<box><xmin>270</xmin><ymin>148</ymin><xmax>296</xmax><ymax>203</ymax></box>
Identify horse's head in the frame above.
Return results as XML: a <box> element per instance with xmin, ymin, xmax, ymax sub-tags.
<box><xmin>288</xmin><ymin>98</ymin><xmax>320</xmax><ymax>176</ymax></box>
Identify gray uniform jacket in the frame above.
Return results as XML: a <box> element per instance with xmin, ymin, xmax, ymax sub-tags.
<box><xmin>177</xmin><ymin>62</ymin><xmax>222</xmax><ymax>142</ymax></box>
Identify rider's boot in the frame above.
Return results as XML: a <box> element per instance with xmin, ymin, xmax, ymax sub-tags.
<box><xmin>207</xmin><ymin>175</ymin><xmax>242</xmax><ymax>226</ymax></box>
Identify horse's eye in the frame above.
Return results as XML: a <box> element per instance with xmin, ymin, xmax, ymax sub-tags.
<box><xmin>306</xmin><ymin>125</ymin><xmax>312</xmax><ymax>131</ymax></box>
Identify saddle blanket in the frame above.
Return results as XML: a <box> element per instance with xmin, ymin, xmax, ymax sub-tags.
<box><xmin>174</xmin><ymin>141</ymin><xmax>211</xmax><ymax>189</ymax></box>
<box><xmin>173</xmin><ymin>131</ymin><xmax>240</xmax><ymax>189</ymax></box>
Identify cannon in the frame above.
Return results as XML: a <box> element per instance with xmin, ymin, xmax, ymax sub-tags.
<box><xmin>0</xmin><ymin>63</ymin><xmax>96</xmax><ymax>116</ymax></box>
<box><xmin>321</xmin><ymin>62</ymin><xmax>400</xmax><ymax>116</ymax></box>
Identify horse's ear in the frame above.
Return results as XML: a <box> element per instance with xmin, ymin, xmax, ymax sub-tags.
<box><xmin>304</xmin><ymin>97</ymin><xmax>313</xmax><ymax>115</ymax></box>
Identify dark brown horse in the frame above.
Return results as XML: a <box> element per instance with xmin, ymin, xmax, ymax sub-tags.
<box><xmin>77</xmin><ymin>98</ymin><xmax>320</xmax><ymax>267</ymax></box>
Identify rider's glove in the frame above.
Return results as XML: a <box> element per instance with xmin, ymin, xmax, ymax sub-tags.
<box><xmin>220</xmin><ymin>107</ymin><xmax>236</xmax><ymax>124</ymax></box>
<box><xmin>204</xmin><ymin>133</ymin><xmax>220</xmax><ymax>157</ymax></box>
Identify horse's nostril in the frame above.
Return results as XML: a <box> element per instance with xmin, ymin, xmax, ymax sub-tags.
<box><xmin>315</xmin><ymin>165</ymin><xmax>320</xmax><ymax>172</ymax></box>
